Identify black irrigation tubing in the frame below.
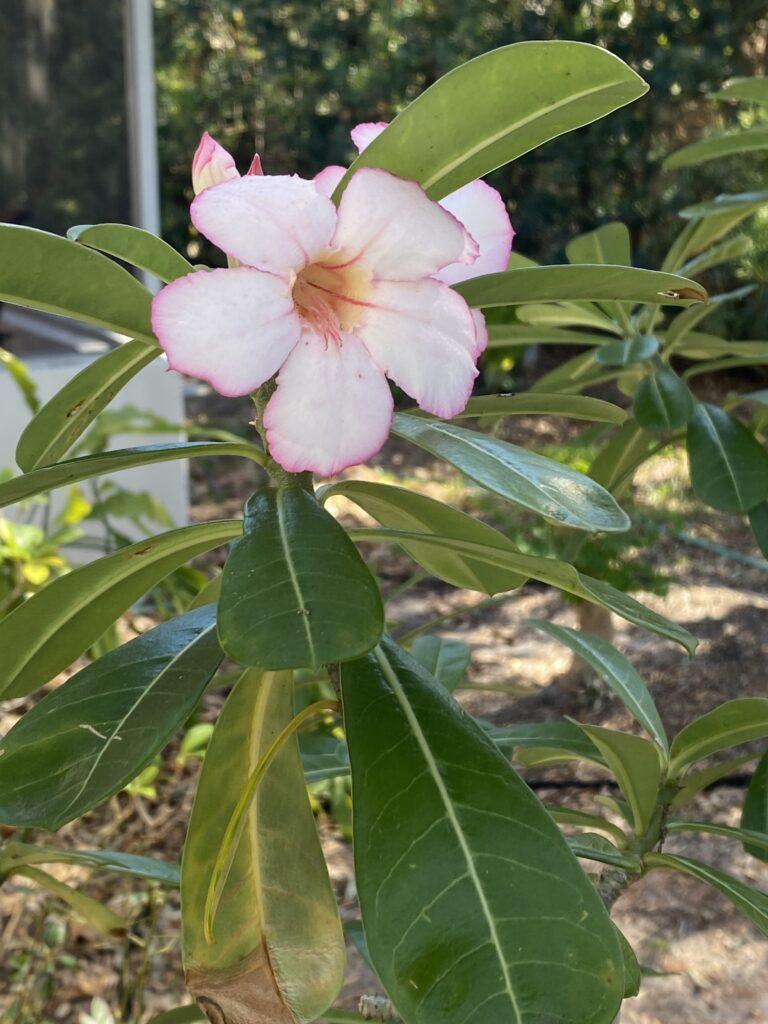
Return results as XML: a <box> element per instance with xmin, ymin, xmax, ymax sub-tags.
<box><xmin>524</xmin><ymin>773</ymin><xmax>754</xmax><ymax>792</ymax></box>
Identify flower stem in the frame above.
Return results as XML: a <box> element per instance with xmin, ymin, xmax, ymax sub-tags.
<box><xmin>251</xmin><ymin>381</ymin><xmax>314</xmax><ymax>493</ymax></box>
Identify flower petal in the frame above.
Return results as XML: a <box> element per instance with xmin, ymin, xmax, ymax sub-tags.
<box><xmin>357</xmin><ymin>278</ymin><xmax>479</xmax><ymax>418</ymax></box>
<box><xmin>435</xmin><ymin>180</ymin><xmax>515</xmax><ymax>286</ymax></box>
<box><xmin>314</xmin><ymin>165</ymin><xmax>347</xmax><ymax>197</ymax></box>
<box><xmin>471</xmin><ymin>308</ymin><xmax>489</xmax><ymax>359</ymax></box>
<box><xmin>264</xmin><ymin>328</ymin><xmax>394</xmax><ymax>475</ymax></box>
<box><xmin>151</xmin><ymin>267</ymin><xmax>301</xmax><ymax>397</ymax></box>
<box><xmin>192</xmin><ymin>132</ymin><xmax>239</xmax><ymax>194</ymax></box>
<box><xmin>350</xmin><ymin>121</ymin><xmax>388</xmax><ymax>152</ymax></box>
<box><xmin>332</xmin><ymin>167</ymin><xmax>478</xmax><ymax>281</ymax></box>
<box><xmin>191</xmin><ymin>174</ymin><xmax>337</xmax><ymax>274</ymax></box>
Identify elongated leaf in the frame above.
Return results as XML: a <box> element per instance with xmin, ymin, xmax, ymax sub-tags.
<box><xmin>565</xmin><ymin>834</ymin><xmax>641</xmax><ymax>871</ymax></box>
<box><xmin>455</xmin><ymin>265</ymin><xmax>707</xmax><ymax>309</ymax></box>
<box><xmin>566</xmin><ymin>222</ymin><xmax>632</xmax><ymax>268</ymax></box>
<box><xmin>529</xmin><ymin>621</ymin><xmax>668</xmax><ymax>753</ymax></box>
<box><xmin>687</xmin><ymin>403</ymin><xmax>768</xmax><ymax>512</ymax></box>
<box><xmin>68</xmin><ymin>223</ymin><xmax>193</xmax><ymax>283</ymax></box>
<box><xmin>588</xmin><ymin>420</ymin><xmax>657</xmax><ymax>493</ymax></box>
<box><xmin>669</xmin><ymin>698</ymin><xmax>768</xmax><ymax>775</ymax></box>
<box><xmin>749</xmin><ymin>502</ymin><xmax>768</xmax><ymax>559</ymax></box>
<box><xmin>577</xmin><ymin>725</ymin><xmax>663</xmax><ymax>834</ymax></box>
<box><xmin>392</xmin><ymin>413</ymin><xmax>630</xmax><ymax>532</ymax></box>
<box><xmin>342</xmin><ymin>638</ymin><xmax>624</xmax><ymax>1024</ymax></box>
<box><xmin>644</xmin><ymin>852</ymin><xmax>768</xmax><ymax>935</ymax></box>
<box><xmin>350</xmin><ymin>525</ymin><xmax>698</xmax><ymax>654</ymax></box>
<box><xmin>0</xmin><ymin>520</ymin><xmax>240</xmax><ymax>698</ymax></box>
<box><xmin>218</xmin><ymin>487</ymin><xmax>383</xmax><ymax>669</ymax></box>
<box><xmin>15</xmin><ymin>339</ymin><xmax>159</xmax><ymax>471</ymax></box>
<box><xmin>678</xmin><ymin>234</ymin><xmax>753</xmax><ymax>278</ymax></box>
<box><xmin>665</xmin><ymin>820</ymin><xmax>768</xmax><ymax>854</ymax></box>
<box><xmin>633</xmin><ymin>369</ymin><xmax>694</xmax><ymax>432</ymax></box>
<box><xmin>0</xmin><ymin>607</ymin><xmax>222</xmax><ymax>829</ymax></box>
<box><xmin>664</xmin><ymin>127</ymin><xmax>768</xmax><ymax>170</ymax></box>
<box><xmin>742</xmin><ymin>750</ymin><xmax>768</xmax><ymax>861</ymax></box>
<box><xmin>322</xmin><ymin>479</ymin><xmax>527</xmax><ymax>593</ymax></box>
<box><xmin>410</xmin><ymin>635</ymin><xmax>470</xmax><ymax>691</ymax></box>
<box><xmin>595</xmin><ymin>334</ymin><xmax>658</xmax><ymax>367</ymax></box>
<box><xmin>529</xmin><ymin>349</ymin><xmax>603</xmax><ymax>395</ymax></box>
<box><xmin>0</xmin><ymin>440</ymin><xmax>262</xmax><ymax>509</ymax></box>
<box><xmin>616</xmin><ymin>928</ymin><xmax>641</xmax><ymax>999</ymax></box>
<box><xmin>0</xmin><ymin>224</ymin><xmax>155</xmax><ymax>342</ymax></box>
<box><xmin>0</xmin><ymin>349</ymin><xmax>39</xmax><ymax>412</ymax></box>
<box><xmin>336</xmin><ymin>40</ymin><xmax>646</xmax><ymax>200</ymax></box>
<box><xmin>680</xmin><ymin>191</ymin><xmax>768</xmax><ymax>219</ymax></box>
<box><xmin>0</xmin><ymin>841</ymin><xmax>180</xmax><ymax>886</ymax></box>
<box><xmin>516</xmin><ymin>301</ymin><xmax>622</xmax><ymax>334</ymax></box>
<box><xmin>671</xmin><ymin>751</ymin><xmax>760</xmax><ymax>808</ymax></box>
<box><xmin>714</xmin><ymin>78</ymin><xmax>768</xmax><ymax>104</ymax></box>
<box><xmin>486</xmin><ymin>721</ymin><xmax>606</xmax><ymax>763</ymax></box>
<box><xmin>485</xmin><ymin>323</ymin><xmax>613</xmax><ymax>347</ymax></box>
<box><xmin>546</xmin><ymin>805</ymin><xmax>627</xmax><ymax>846</ymax></box>
<box><xmin>14</xmin><ymin>866</ymin><xmax>126</xmax><ymax>935</ymax></box>
<box><xmin>442</xmin><ymin>393</ymin><xmax>627</xmax><ymax>424</ymax></box>
<box><xmin>182</xmin><ymin>669</ymin><xmax>345</xmax><ymax>1022</ymax></box>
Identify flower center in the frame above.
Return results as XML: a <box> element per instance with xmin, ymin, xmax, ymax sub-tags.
<box><xmin>292</xmin><ymin>249</ymin><xmax>373</xmax><ymax>342</ymax></box>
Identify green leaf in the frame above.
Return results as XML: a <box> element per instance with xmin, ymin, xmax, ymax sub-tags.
<box><xmin>349</xmin><ymin>525</ymin><xmax>698</xmax><ymax>654</ymax></box>
<box><xmin>145</xmin><ymin>1009</ymin><xmax>204</xmax><ymax>1024</ymax></box>
<box><xmin>546</xmin><ymin>805</ymin><xmax>627</xmax><ymax>846</ymax></box>
<box><xmin>68</xmin><ymin>223</ymin><xmax>193</xmax><ymax>283</ymax></box>
<box><xmin>455</xmin><ymin>265</ymin><xmax>708</xmax><ymax>309</ymax></box>
<box><xmin>0</xmin><ymin>607</ymin><xmax>222</xmax><ymax>829</ymax></box>
<box><xmin>342</xmin><ymin>637</ymin><xmax>625</xmax><ymax>1024</ymax></box>
<box><xmin>529</xmin><ymin>621</ymin><xmax>668</xmax><ymax>753</ymax></box>
<box><xmin>748</xmin><ymin>503</ymin><xmax>768</xmax><ymax>559</ymax></box>
<box><xmin>0</xmin><ymin>440</ymin><xmax>262</xmax><ymax>509</ymax></box>
<box><xmin>643</xmin><ymin>852</ymin><xmax>768</xmax><ymax>936</ymax></box>
<box><xmin>714</xmin><ymin>78</ymin><xmax>768</xmax><ymax>104</ymax></box>
<box><xmin>742</xmin><ymin>750</ymin><xmax>768</xmax><ymax>861</ymax></box>
<box><xmin>486</xmin><ymin>721</ymin><xmax>606</xmax><ymax>764</ymax></box>
<box><xmin>595</xmin><ymin>334</ymin><xmax>659</xmax><ymax>366</ymax></box>
<box><xmin>0</xmin><ymin>224</ymin><xmax>155</xmax><ymax>343</ymax></box>
<box><xmin>680</xmin><ymin>191</ymin><xmax>768</xmax><ymax>219</ymax></box>
<box><xmin>670</xmin><ymin>752</ymin><xmax>759</xmax><ymax>808</ymax></box>
<box><xmin>565</xmin><ymin>833</ymin><xmax>642</xmax><ymax>871</ymax></box>
<box><xmin>664</xmin><ymin>127</ymin><xmax>768</xmax><ymax>170</ymax></box>
<box><xmin>0</xmin><ymin>842</ymin><xmax>179</xmax><ymax>886</ymax></box>
<box><xmin>181</xmin><ymin>668</ymin><xmax>345</xmax><ymax>1021</ymax></box>
<box><xmin>441</xmin><ymin>393</ymin><xmax>627</xmax><ymax>425</ymax></box>
<box><xmin>0</xmin><ymin>520</ymin><xmax>240</xmax><ymax>698</ymax></box>
<box><xmin>392</xmin><ymin>413</ymin><xmax>630</xmax><ymax>533</ymax></box>
<box><xmin>669</xmin><ymin>698</ymin><xmax>768</xmax><ymax>775</ymax></box>
<box><xmin>516</xmin><ymin>301</ymin><xmax>622</xmax><ymax>334</ymax></box>
<box><xmin>15</xmin><ymin>339</ymin><xmax>159</xmax><ymax>471</ymax></box>
<box><xmin>218</xmin><ymin>487</ymin><xmax>383</xmax><ymax>669</ymax></box>
<box><xmin>665</xmin><ymin>820</ymin><xmax>768</xmax><ymax>855</ymax></box>
<box><xmin>678</xmin><ymin>234</ymin><xmax>753</xmax><ymax>279</ymax></box>
<box><xmin>485</xmin><ymin>323</ymin><xmax>613</xmax><ymax>347</ymax></box>
<box><xmin>13</xmin><ymin>866</ymin><xmax>126</xmax><ymax>935</ymax></box>
<box><xmin>577</xmin><ymin>725</ymin><xmax>663</xmax><ymax>834</ymax></box>
<box><xmin>322</xmin><ymin>479</ymin><xmax>527</xmax><ymax>594</ymax></box>
<box><xmin>566</xmin><ymin>222</ymin><xmax>632</xmax><ymax>268</ymax></box>
<box><xmin>687</xmin><ymin>403</ymin><xmax>768</xmax><ymax>512</ymax></box>
<box><xmin>616</xmin><ymin>927</ymin><xmax>641</xmax><ymax>999</ymax></box>
<box><xmin>410</xmin><ymin>635</ymin><xmax>470</xmax><ymax>691</ymax></box>
<box><xmin>336</xmin><ymin>40</ymin><xmax>647</xmax><ymax>200</ymax></box>
<box><xmin>633</xmin><ymin>369</ymin><xmax>695</xmax><ymax>433</ymax></box>
<box><xmin>0</xmin><ymin>349</ymin><xmax>39</xmax><ymax>413</ymax></box>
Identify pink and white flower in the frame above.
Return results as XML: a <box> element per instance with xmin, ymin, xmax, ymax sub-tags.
<box><xmin>152</xmin><ymin>130</ymin><xmax>513</xmax><ymax>476</ymax></box>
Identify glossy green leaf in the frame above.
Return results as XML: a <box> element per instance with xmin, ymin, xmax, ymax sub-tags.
<box><xmin>0</xmin><ymin>349</ymin><xmax>39</xmax><ymax>413</ymax></box>
<box><xmin>664</xmin><ymin>286</ymin><xmax>753</xmax><ymax>353</ymax></box>
<box><xmin>486</xmin><ymin>721</ymin><xmax>606</xmax><ymax>764</ymax></box>
<box><xmin>14</xmin><ymin>866</ymin><xmax>126</xmax><ymax>935</ymax></box>
<box><xmin>455</xmin><ymin>265</ymin><xmax>707</xmax><ymax>309</ymax></box>
<box><xmin>616</xmin><ymin>928</ymin><xmax>641</xmax><ymax>999</ymax></box>
<box><xmin>577</xmin><ymin>725</ymin><xmax>663</xmax><ymax>834</ymax></box>
<box><xmin>0</xmin><ymin>841</ymin><xmax>180</xmax><ymax>886</ymax></box>
<box><xmin>666</xmin><ymin>819</ymin><xmax>768</xmax><ymax>855</ymax></box>
<box><xmin>669</xmin><ymin>698</ymin><xmax>768</xmax><ymax>775</ymax></box>
<box><xmin>678</xmin><ymin>234</ymin><xmax>753</xmax><ymax>278</ymax></box>
<box><xmin>0</xmin><ymin>520</ymin><xmax>240</xmax><ymax>698</ymax></box>
<box><xmin>748</xmin><ymin>502</ymin><xmax>768</xmax><ymax>559</ymax></box>
<box><xmin>342</xmin><ymin>637</ymin><xmax>624</xmax><ymax>1024</ymax></box>
<box><xmin>516</xmin><ymin>301</ymin><xmax>622</xmax><ymax>334</ymax></box>
<box><xmin>644</xmin><ymin>853</ymin><xmax>768</xmax><ymax>936</ymax></box>
<box><xmin>714</xmin><ymin>78</ymin><xmax>768</xmax><ymax>104</ymax></box>
<box><xmin>588</xmin><ymin>420</ymin><xmax>658</xmax><ymax>494</ymax></box>
<box><xmin>410</xmin><ymin>635</ymin><xmax>470</xmax><ymax>691</ymax></box>
<box><xmin>0</xmin><ymin>224</ymin><xmax>155</xmax><ymax>342</ymax></box>
<box><xmin>0</xmin><ymin>607</ymin><xmax>222</xmax><ymax>829</ymax></box>
<box><xmin>322</xmin><ymin>479</ymin><xmax>527</xmax><ymax>594</ymax></box>
<box><xmin>529</xmin><ymin>349</ymin><xmax>604</xmax><ymax>394</ymax></box>
<box><xmin>182</xmin><ymin>668</ymin><xmax>345</xmax><ymax>1021</ymax></box>
<box><xmin>670</xmin><ymin>752</ymin><xmax>760</xmax><ymax>808</ymax></box>
<box><xmin>16</xmin><ymin>339</ymin><xmax>159</xmax><ymax>471</ymax></box>
<box><xmin>565</xmin><ymin>833</ymin><xmax>641</xmax><ymax>871</ymax></box>
<box><xmin>595</xmin><ymin>334</ymin><xmax>658</xmax><ymax>366</ymax></box>
<box><xmin>218</xmin><ymin>487</ymin><xmax>383</xmax><ymax>669</ymax></box>
<box><xmin>633</xmin><ymin>369</ymin><xmax>695</xmax><ymax>432</ymax></box>
<box><xmin>566</xmin><ymin>222</ymin><xmax>632</xmax><ymax>268</ymax></box>
<box><xmin>680</xmin><ymin>191</ymin><xmax>768</xmax><ymax>220</ymax></box>
<box><xmin>686</xmin><ymin>403</ymin><xmax>768</xmax><ymax>512</ymax></box>
<box><xmin>529</xmin><ymin>621</ymin><xmax>668</xmax><ymax>753</ymax></box>
<box><xmin>485</xmin><ymin>323</ymin><xmax>613</xmax><ymax>347</ymax></box>
<box><xmin>664</xmin><ymin>127</ymin><xmax>768</xmax><ymax>170</ymax></box>
<box><xmin>442</xmin><ymin>393</ymin><xmax>627</xmax><ymax>424</ymax></box>
<box><xmin>392</xmin><ymin>413</ymin><xmax>630</xmax><ymax>533</ymax></box>
<box><xmin>546</xmin><ymin>805</ymin><xmax>627</xmax><ymax>846</ymax></box>
<box><xmin>336</xmin><ymin>40</ymin><xmax>647</xmax><ymax>200</ymax></box>
<box><xmin>350</xmin><ymin>525</ymin><xmax>698</xmax><ymax>654</ymax></box>
<box><xmin>0</xmin><ymin>440</ymin><xmax>263</xmax><ymax>509</ymax></box>
<box><xmin>68</xmin><ymin>223</ymin><xmax>193</xmax><ymax>283</ymax></box>
<box><xmin>669</xmin><ymin>207</ymin><xmax>766</xmax><ymax>270</ymax></box>
<box><xmin>742</xmin><ymin>750</ymin><xmax>768</xmax><ymax>861</ymax></box>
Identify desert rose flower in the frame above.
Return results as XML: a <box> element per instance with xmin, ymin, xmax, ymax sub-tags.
<box><xmin>152</xmin><ymin>136</ymin><xmax>496</xmax><ymax>476</ymax></box>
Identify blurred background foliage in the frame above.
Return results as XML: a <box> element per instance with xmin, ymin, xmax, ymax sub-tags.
<box><xmin>154</xmin><ymin>0</ymin><xmax>768</xmax><ymax>338</ymax></box>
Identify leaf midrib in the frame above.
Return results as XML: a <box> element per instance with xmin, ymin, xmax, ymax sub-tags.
<box><xmin>276</xmin><ymin>490</ymin><xmax>317</xmax><ymax>667</ymax></box>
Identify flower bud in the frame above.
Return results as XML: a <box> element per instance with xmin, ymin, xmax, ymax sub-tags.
<box><xmin>191</xmin><ymin>132</ymin><xmax>239</xmax><ymax>194</ymax></box>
